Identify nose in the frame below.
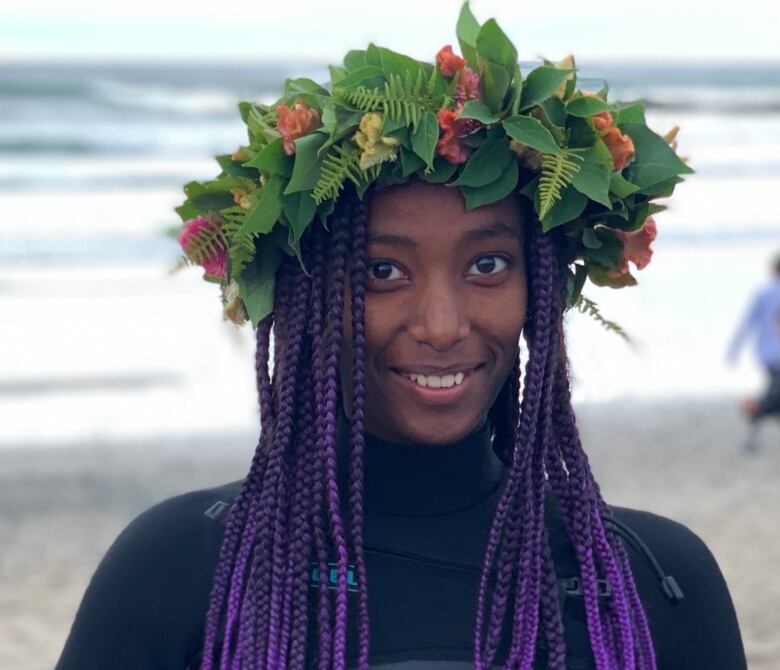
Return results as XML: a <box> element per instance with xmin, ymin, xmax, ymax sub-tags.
<box><xmin>407</xmin><ymin>274</ymin><xmax>470</xmax><ymax>351</ymax></box>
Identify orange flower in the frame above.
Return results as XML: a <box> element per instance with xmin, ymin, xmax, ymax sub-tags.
<box><xmin>612</xmin><ymin>216</ymin><xmax>657</xmax><ymax>275</ymax></box>
<box><xmin>436</xmin><ymin>45</ymin><xmax>465</xmax><ymax>77</ymax></box>
<box><xmin>602</xmin><ymin>126</ymin><xmax>635</xmax><ymax>171</ymax></box>
<box><xmin>592</xmin><ymin>110</ymin><xmax>613</xmax><ymax>132</ymax></box>
<box><xmin>436</xmin><ymin>108</ymin><xmax>472</xmax><ymax>164</ymax></box>
<box><xmin>276</xmin><ymin>100</ymin><xmax>322</xmax><ymax>156</ymax></box>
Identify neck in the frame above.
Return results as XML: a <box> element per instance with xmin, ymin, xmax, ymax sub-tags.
<box><xmin>336</xmin><ymin>412</ymin><xmax>506</xmax><ymax>516</ymax></box>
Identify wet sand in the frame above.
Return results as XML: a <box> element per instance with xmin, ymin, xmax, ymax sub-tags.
<box><xmin>1</xmin><ymin>398</ymin><xmax>777</xmax><ymax>669</ymax></box>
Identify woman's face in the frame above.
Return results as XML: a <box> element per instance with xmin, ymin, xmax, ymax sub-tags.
<box><xmin>341</xmin><ymin>178</ymin><xmax>527</xmax><ymax>446</ymax></box>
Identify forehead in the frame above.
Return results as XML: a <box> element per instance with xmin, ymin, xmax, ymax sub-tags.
<box><xmin>367</xmin><ymin>179</ymin><xmax>523</xmax><ymax>242</ymax></box>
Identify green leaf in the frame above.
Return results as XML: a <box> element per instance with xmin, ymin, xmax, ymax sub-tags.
<box><xmin>478</xmin><ymin>59</ymin><xmax>511</xmax><ymax>113</ymax></box>
<box><xmin>503</xmin><ymin>115</ymin><xmax>561</xmax><ymax>154</ymax></box>
<box><xmin>239</xmin><ymin>173</ymin><xmax>285</xmax><ymax>236</ymax></box>
<box><xmin>475</xmin><ymin>18</ymin><xmax>517</xmax><ymax>70</ymax></box>
<box><xmin>582</xmin><ymin>227</ymin><xmax>602</xmax><ymax>249</ymax></box>
<box><xmin>570</xmin><ymin>149</ymin><xmax>612</xmax><ymax>208</ymax></box>
<box><xmin>374</xmin><ymin>45</ymin><xmax>427</xmax><ymax>82</ymax></box>
<box><xmin>615</xmin><ymin>102</ymin><xmax>646</xmax><ymax>125</ymax></box>
<box><xmin>458</xmin><ymin>99</ymin><xmax>499</xmax><ymax>124</ymax></box>
<box><xmin>539</xmin><ymin>97</ymin><xmax>567</xmax><ymax>127</ymax></box>
<box><xmin>456</xmin><ymin>1</ymin><xmax>481</xmax><ymax>69</ymax></box>
<box><xmin>540</xmin><ymin>185</ymin><xmax>587</xmax><ymax>231</ymax></box>
<box><xmin>565</xmin><ymin>263</ymin><xmax>588</xmax><ymax>308</ymax></box>
<box><xmin>237</xmin><ymin>240</ymin><xmax>282</xmax><ymax>327</ymax></box>
<box><xmin>216</xmin><ymin>154</ymin><xmax>258</xmax><ymax>179</ymax></box>
<box><xmin>423</xmin><ymin>157</ymin><xmax>459</xmax><ymax>183</ymax></box>
<box><xmin>175</xmin><ymin>201</ymin><xmax>199</xmax><ymax>222</ymax></box>
<box><xmin>243</xmin><ymin>137</ymin><xmax>294</xmax><ymax>177</ymax></box>
<box><xmin>400</xmin><ymin>146</ymin><xmax>426</xmax><ymax>177</ymax></box>
<box><xmin>183</xmin><ymin>181</ymin><xmax>235</xmax><ymax>212</ymax></box>
<box><xmin>343</xmin><ymin>50</ymin><xmax>367</xmax><ymax>70</ymax></box>
<box><xmin>567</xmin><ymin>116</ymin><xmax>598</xmax><ymax>148</ymax></box>
<box><xmin>459</xmin><ymin>159</ymin><xmax>519</xmax><ymax>210</ymax></box>
<box><xmin>282</xmin><ymin>190</ymin><xmax>317</xmax><ymax>246</ymax></box>
<box><xmin>332</xmin><ymin>66</ymin><xmax>385</xmax><ymax>91</ymax></box>
<box><xmin>508</xmin><ymin>64</ymin><xmax>523</xmax><ymax>116</ymax></box>
<box><xmin>587</xmin><ymin>262</ymin><xmax>636</xmax><ymax>288</ymax></box>
<box><xmin>282</xmin><ymin>77</ymin><xmax>329</xmax><ymax>108</ymax></box>
<box><xmin>284</xmin><ymin>132</ymin><xmax>329</xmax><ymax>194</ymax></box>
<box><xmin>621</xmin><ymin>123</ymin><xmax>693</xmax><ymax>189</ymax></box>
<box><xmin>328</xmin><ymin>65</ymin><xmax>347</xmax><ymax>87</ymax></box>
<box><xmin>566</xmin><ymin>95</ymin><xmax>614</xmax><ymax>118</ymax></box>
<box><xmin>586</xmin><ymin>228</ymin><xmax>624</xmax><ymax>266</ymax></box>
<box><xmin>411</xmin><ymin>110</ymin><xmax>438</xmax><ymax>170</ymax></box>
<box><xmin>610</xmin><ymin>172</ymin><xmax>640</xmax><ymax>197</ymax></box>
<box><xmin>520</xmin><ymin>66</ymin><xmax>572</xmax><ymax>110</ymax></box>
<box><xmin>451</xmin><ymin>131</ymin><xmax>513</xmax><ymax>188</ymax></box>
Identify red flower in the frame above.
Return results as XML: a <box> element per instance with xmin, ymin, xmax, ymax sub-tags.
<box><xmin>435</xmin><ymin>108</ymin><xmax>473</xmax><ymax>164</ymax></box>
<box><xmin>436</xmin><ymin>45</ymin><xmax>465</xmax><ymax>77</ymax></box>
<box><xmin>276</xmin><ymin>100</ymin><xmax>322</xmax><ymax>156</ymax></box>
<box><xmin>178</xmin><ymin>215</ymin><xmax>228</xmax><ymax>279</ymax></box>
<box><xmin>613</xmin><ymin>216</ymin><xmax>657</xmax><ymax>275</ymax></box>
<box><xmin>602</xmin><ymin>126</ymin><xmax>636</xmax><ymax>171</ymax></box>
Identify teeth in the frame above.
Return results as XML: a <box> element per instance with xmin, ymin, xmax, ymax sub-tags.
<box><xmin>406</xmin><ymin>372</ymin><xmax>467</xmax><ymax>388</ymax></box>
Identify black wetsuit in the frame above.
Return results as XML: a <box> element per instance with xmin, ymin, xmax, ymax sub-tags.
<box><xmin>56</xmin><ymin>423</ymin><xmax>747</xmax><ymax>669</ymax></box>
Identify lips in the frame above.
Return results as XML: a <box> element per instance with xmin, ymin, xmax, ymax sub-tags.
<box><xmin>389</xmin><ymin>363</ymin><xmax>484</xmax><ymax>404</ymax></box>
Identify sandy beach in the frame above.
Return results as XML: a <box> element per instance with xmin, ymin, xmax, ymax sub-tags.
<box><xmin>1</xmin><ymin>398</ymin><xmax>777</xmax><ymax>670</ymax></box>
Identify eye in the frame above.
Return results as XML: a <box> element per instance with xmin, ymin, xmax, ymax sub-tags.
<box><xmin>368</xmin><ymin>260</ymin><xmax>406</xmax><ymax>281</ymax></box>
<box><xmin>467</xmin><ymin>254</ymin><xmax>510</xmax><ymax>276</ymax></box>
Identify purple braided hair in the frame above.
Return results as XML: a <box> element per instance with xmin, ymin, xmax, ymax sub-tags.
<box><xmin>198</xmin><ymin>185</ymin><xmax>657</xmax><ymax>670</ymax></box>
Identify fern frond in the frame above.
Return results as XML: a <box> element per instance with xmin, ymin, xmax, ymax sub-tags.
<box><xmin>313</xmin><ymin>145</ymin><xmax>363</xmax><ymax>205</ymax></box>
<box><xmin>384</xmin><ymin>72</ymin><xmax>432</xmax><ymax>129</ymax></box>
<box><xmin>341</xmin><ymin>86</ymin><xmax>384</xmax><ymax>112</ymax></box>
<box><xmin>573</xmin><ymin>294</ymin><xmax>632</xmax><ymax>344</ymax></box>
<box><xmin>340</xmin><ymin>71</ymin><xmax>436</xmax><ymax>130</ymax></box>
<box><xmin>538</xmin><ymin>151</ymin><xmax>583</xmax><ymax>219</ymax></box>
<box><xmin>181</xmin><ymin>215</ymin><xmax>227</xmax><ymax>266</ymax></box>
<box><xmin>228</xmin><ymin>233</ymin><xmax>257</xmax><ymax>279</ymax></box>
<box><xmin>219</xmin><ymin>206</ymin><xmax>248</xmax><ymax>237</ymax></box>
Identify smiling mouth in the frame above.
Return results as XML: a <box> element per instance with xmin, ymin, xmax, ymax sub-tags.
<box><xmin>392</xmin><ymin>364</ymin><xmax>483</xmax><ymax>390</ymax></box>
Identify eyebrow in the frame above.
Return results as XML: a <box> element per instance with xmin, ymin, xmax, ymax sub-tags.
<box><xmin>367</xmin><ymin>221</ymin><xmax>520</xmax><ymax>248</ymax></box>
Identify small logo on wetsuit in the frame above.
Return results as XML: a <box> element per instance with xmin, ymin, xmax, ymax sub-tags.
<box><xmin>309</xmin><ymin>561</ymin><xmax>359</xmax><ymax>592</ymax></box>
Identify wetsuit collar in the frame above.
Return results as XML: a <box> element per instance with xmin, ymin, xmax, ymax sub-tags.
<box><xmin>338</xmin><ymin>413</ymin><xmax>506</xmax><ymax>516</ymax></box>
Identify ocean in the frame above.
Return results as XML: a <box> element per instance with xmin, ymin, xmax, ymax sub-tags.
<box><xmin>2</xmin><ymin>60</ymin><xmax>780</xmax><ymax>447</ymax></box>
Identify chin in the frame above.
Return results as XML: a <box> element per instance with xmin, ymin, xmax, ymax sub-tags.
<box><xmin>384</xmin><ymin>409</ymin><xmax>485</xmax><ymax>446</ymax></box>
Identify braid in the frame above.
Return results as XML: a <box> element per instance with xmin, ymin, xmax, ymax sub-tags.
<box><xmin>347</xmin><ymin>194</ymin><xmax>371</xmax><ymax>670</ymax></box>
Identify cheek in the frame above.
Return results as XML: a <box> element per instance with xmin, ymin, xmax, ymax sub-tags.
<box><xmin>473</xmin><ymin>277</ymin><xmax>528</xmax><ymax>345</ymax></box>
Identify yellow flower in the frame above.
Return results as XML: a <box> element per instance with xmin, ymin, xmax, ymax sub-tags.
<box><xmin>554</xmin><ymin>54</ymin><xmax>576</xmax><ymax>99</ymax></box>
<box><xmin>222</xmin><ymin>280</ymin><xmax>248</xmax><ymax>326</ymax></box>
<box><xmin>353</xmin><ymin>112</ymin><xmax>400</xmax><ymax>170</ymax></box>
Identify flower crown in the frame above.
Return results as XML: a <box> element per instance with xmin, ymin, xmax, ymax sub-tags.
<box><xmin>174</xmin><ymin>2</ymin><xmax>691</xmax><ymax>329</ymax></box>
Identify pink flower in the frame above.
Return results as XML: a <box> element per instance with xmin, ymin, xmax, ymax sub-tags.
<box><xmin>611</xmin><ymin>216</ymin><xmax>657</xmax><ymax>276</ymax></box>
<box><xmin>178</xmin><ymin>215</ymin><xmax>228</xmax><ymax>279</ymax></box>
<box><xmin>276</xmin><ymin>100</ymin><xmax>322</xmax><ymax>156</ymax></box>
<box><xmin>454</xmin><ymin>66</ymin><xmax>481</xmax><ymax>106</ymax></box>
<box><xmin>436</xmin><ymin>45</ymin><xmax>465</xmax><ymax>77</ymax></box>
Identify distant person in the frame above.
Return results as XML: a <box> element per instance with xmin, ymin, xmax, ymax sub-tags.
<box><xmin>727</xmin><ymin>253</ymin><xmax>780</xmax><ymax>450</ymax></box>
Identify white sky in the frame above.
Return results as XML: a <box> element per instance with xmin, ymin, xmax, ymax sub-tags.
<box><xmin>0</xmin><ymin>0</ymin><xmax>776</xmax><ymax>62</ymax></box>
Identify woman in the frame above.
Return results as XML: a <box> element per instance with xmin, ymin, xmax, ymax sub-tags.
<box><xmin>56</xmin><ymin>5</ymin><xmax>746</xmax><ymax>669</ymax></box>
